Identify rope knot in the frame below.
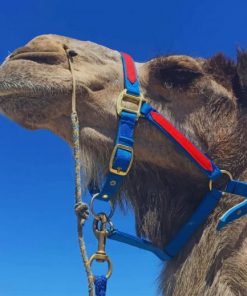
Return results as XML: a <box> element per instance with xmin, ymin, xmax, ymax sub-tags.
<box><xmin>75</xmin><ymin>201</ymin><xmax>90</xmax><ymax>221</ymax></box>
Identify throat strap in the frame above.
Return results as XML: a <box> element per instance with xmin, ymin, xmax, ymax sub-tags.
<box><xmin>108</xmin><ymin>188</ymin><xmax>222</xmax><ymax>259</ymax></box>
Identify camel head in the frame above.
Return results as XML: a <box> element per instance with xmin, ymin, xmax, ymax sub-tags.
<box><xmin>1</xmin><ymin>34</ymin><xmax>247</xmax><ymax>248</ymax></box>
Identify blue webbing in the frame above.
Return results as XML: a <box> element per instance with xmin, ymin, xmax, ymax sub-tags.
<box><xmin>94</xmin><ymin>276</ymin><xmax>107</xmax><ymax>296</ymax></box>
<box><xmin>89</xmin><ymin>52</ymin><xmax>247</xmax><ymax>261</ymax></box>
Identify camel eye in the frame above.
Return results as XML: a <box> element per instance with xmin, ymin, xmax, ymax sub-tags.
<box><xmin>159</xmin><ymin>67</ymin><xmax>202</xmax><ymax>87</ymax></box>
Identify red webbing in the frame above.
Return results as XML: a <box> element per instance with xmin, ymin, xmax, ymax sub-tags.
<box><xmin>122</xmin><ymin>52</ymin><xmax>137</xmax><ymax>84</ymax></box>
<box><xmin>150</xmin><ymin>111</ymin><xmax>213</xmax><ymax>172</ymax></box>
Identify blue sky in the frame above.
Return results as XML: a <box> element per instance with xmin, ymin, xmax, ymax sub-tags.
<box><xmin>0</xmin><ymin>0</ymin><xmax>247</xmax><ymax>295</ymax></box>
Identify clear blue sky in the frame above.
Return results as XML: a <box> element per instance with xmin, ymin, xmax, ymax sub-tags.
<box><xmin>0</xmin><ymin>1</ymin><xmax>247</xmax><ymax>295</ymax></box>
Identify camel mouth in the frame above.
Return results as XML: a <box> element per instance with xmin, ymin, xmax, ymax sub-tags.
<box><xmin>0</xmin><ymin>49</ymin><xmax>70</xmax><ymax>99</ymax></box>
<box><xmin>9</xmin><ymin>51</ymin><xmax>62</xmax><ymax>65</ymax></box>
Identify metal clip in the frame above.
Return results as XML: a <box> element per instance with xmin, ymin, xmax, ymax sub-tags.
<box><xmin>93</xmin><ymin>214</ymin><xmax>108</xmax><ymax>261</ymax></box>
<box><xmin>88</xmin><ymin>213</ymin><xmax>113</xmax><ymax>279</ymax></box>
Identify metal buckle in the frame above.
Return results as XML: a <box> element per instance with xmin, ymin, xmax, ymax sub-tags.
<box><xmin>209</xmin><ymin>170</ymin><xmax>233</xmax><ymax>191</ymax></box>
<box><xmin>116</xmin><ymin>89</ymin><xmax>147</xmax><ymax>118</ymax></box>
<box><xmin>109</xmin><ymin>144</ymin><xmax>133</xmax><ymax>176</ymax></box>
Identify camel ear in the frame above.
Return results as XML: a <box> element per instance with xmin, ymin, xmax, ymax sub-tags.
<box><xmin>236</xmin><ymin>49</ymin><xmax>247</xmax><ymax>101</ymax></box>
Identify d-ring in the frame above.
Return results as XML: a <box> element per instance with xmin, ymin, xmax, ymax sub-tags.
<box><xmin>88</xmin><ymin>254</ymin><xmax>113</xmax><ymax>279</ymax></box>
<box><xmin>90</xmin><ymin>194</ymin><xmax>114</xmax><ymax>219</ymax></box>
<box><xmin>209</xmin><ymin>170</ymin><xmax>233</xmax><ymax>191</ymax></box>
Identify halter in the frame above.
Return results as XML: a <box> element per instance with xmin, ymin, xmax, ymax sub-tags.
<box><xmin>90</xmin><ymin>52</ymin><xmax>247</xmax><ymax>260</ymax></box>
<box><xmin>67</xmin><ymin>49</ymin><xmax>247</xmax><ymax>295</ymax></box>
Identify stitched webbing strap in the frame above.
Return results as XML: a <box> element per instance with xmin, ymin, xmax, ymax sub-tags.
<box><xmin>140</xmin><ymin>103</ymin><xmax>221</xmax><ymax>180</ymax></box>
<box><xmin>108</xmin><ymin>229</ymin><xmax>171</xmax><ymax>261</ymax></box>
<box><xmin>164</xmin><ymin>189</ymin><xmax>222</xmax><ymax>257</ymax></box>
<box><xmin>108</xmin><ymin>189</ymin><xmax>223</xmax><ymax>260</ymax></box>
<box><xmin>108</xmin><ymin>180</ymin><xmax>247</xmax><ymax>259</ymax></box>
<box><xmin>92</xmin><ymin>53</ymin><xmax>140</xmax><ymax>201</ymax></box>
<box><xmin>93</xmin><ymin>111</ymin><xmax>137</xmax><ymax>201</ymax></box>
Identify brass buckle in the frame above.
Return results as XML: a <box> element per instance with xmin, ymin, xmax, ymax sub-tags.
<box><xmin>109</xmin><ymin>144</ymin><xmax>133</xmax><ymax>176</ymax></box>
<box><xmin>116</xmin><ymin>89</ymin><xmax>147</xmax><ymax>118</ymax></box>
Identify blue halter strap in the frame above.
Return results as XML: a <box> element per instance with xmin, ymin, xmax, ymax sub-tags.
<box><xmin>90</xmin><ymin>52</ymin><xmax>247</xmax><ymax>261</ymax></box>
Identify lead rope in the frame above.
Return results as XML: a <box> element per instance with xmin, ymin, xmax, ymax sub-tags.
<box><xmin>65</xmin><ymin>47</ymin><xmax>95</xmax><ymax>296</ymax></box>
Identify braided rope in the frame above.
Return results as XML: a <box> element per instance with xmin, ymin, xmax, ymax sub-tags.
<box><xmin>66</xmin><ymin>49</ymin><xmax>94</xmax><ymax>296</ymax></box>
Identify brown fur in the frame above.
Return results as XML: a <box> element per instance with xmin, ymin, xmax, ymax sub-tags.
<box><xmin>1</xmin><ymin>34</ymin><xmax>247</xmax><ymax>295</ymax></box>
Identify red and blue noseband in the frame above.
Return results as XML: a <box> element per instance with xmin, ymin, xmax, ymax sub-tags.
<box><xmin>89</xmin><ymin>52</ymin><xmax>247</xmax><ymax>261</ymax></box>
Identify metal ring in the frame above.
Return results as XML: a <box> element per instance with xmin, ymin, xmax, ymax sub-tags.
<box><xmin>90</xmin><ymin>194</ymin><xmax>114</xmax><ymax>220</ymax></box>
<box><xmin>106</xmin><ymin>220</ymin><xmax>114</xmax><ymax>232</ymax></box>
<box><xmin>209</xmin><ymin>170</ymin><xmax>233</xmax><ymax>191</ymax></box>
<box><xmin>88</xmin><ymin>254</ymin><xmax>113</xmax><ymax>279</ymax></box>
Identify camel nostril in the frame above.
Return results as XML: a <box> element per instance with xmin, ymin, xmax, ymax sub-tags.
<box><xmin>63</xmin><ymin>44</ymin><xmax>78</xmax><ymax>58</ymax></box>
<box><xmin>67</xmin><ymin>50</ymin><xmax>78</xmax><ymax>58</ymax></box>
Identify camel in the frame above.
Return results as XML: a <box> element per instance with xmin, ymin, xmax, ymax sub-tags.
<box><xmin>1</xmin><ymin>34</ymin><xmax>247</xmax><ymax>296</ymax></box>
